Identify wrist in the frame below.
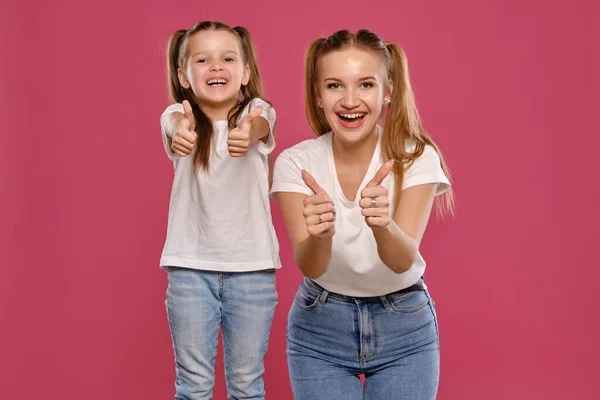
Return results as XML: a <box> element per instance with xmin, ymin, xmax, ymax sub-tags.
<box><xmin>371</xmin><ymin>223</ymin><xmax>393</xmax><ymax>238</ymax></box>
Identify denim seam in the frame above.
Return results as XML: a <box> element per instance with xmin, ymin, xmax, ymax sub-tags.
<box><xmin>424</xmin><ymin>291</ymin><xmax>440</xmax><ymax>348</ymax></box>
<box><xmin>354</xmin><ymin>300</ymin><xmax>367</xmax><ymax>373</ymax></box>
<box><xmin>388</xmin><ymin>293</ymin><xmax>430</xmax><ymax>313</ymax></box>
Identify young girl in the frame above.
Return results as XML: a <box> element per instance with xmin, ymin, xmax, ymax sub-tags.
<box><xmin>271</xmin><ymin>29</ymin><xmax>454</xmax><ymax>399</ymax></box>
<box><xmin>159</xmin><ymin>21</ymin><xmax>279</xmax><ymax>400</ymax></box>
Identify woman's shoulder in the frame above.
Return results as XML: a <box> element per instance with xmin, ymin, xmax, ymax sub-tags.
<box><xmin>402</xmin><ymin>140</ymin><xmax>439</xmax><ymax>161</ymax></box>
<box><xmin>279</xmin><ymin>133</ymin><xmax>331</xmax><ymax>161</ymax></box>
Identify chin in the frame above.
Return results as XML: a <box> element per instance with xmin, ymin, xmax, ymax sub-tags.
<box><xmin>331</xmin><ymin>120</ymin><xmax>378</xmax><ymax>144</ymax></box>
<box><xmin>200</xmin><ymin>93</ymin><xmax>238</xmax><ymax>106</ymax></box>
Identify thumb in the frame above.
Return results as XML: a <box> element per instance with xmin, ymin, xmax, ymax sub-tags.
<box><xmin>366</xmin><ymin>159</ymin><xmax>394</xmax><ymax>187</ymax></box>
<box><xmin>301</xmin><ymin>170</ymin><xmax>326</xmax><ymax>195</ymax></box>
<box><xmin>182</xmin><ymin>100</ymin><xmax>196</xmax><ymax>132</ymax></box>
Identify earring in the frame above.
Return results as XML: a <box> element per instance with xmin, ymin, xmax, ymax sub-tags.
<box><xmin>383</xmin><ymin>99</ymin><xmax>390</xmax><ymax>105</ymax></box>
<box><xmin>317</xmin><ymin>100</ymin><xmax>322</xmax><ymax>107</ymax></box>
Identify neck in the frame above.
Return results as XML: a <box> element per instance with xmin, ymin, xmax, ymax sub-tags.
<box><xmin>197</xmin><ymin>98</ymin><xmax>239</xmax><ymax>122</ymax></box>
<box><xmin>331</xmin><ymin>126</ymin><xmax>379</xmax><ymax>168</ymax></box>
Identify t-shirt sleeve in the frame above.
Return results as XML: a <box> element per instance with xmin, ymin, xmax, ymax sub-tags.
<box><xmin>249</xmin><ymin>98</ymin><xmax>276</xmax><ymax>155</ymax></box>
<box><xmin>270</xmin><ymin>151</ymin><xmax>313</xmax><ymax>198</ymax></box>
<box><xmin>160</xmin><ymin>103</ymin><xmax>185</xmax><ymax>161</ymax></box>
<box><xmin>402</xmin><ymin>145</ymin><xmax>451</xmax><ymax>196</ymax></box>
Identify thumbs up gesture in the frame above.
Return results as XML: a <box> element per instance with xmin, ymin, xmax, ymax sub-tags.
<box><xmin>301</xmin><ymin>170</ymin><xmax>336</xmax><ymax>239</ymax></box>
<box><xmin>359</xmin><ymin>160</ymin><xmax>394</xmax><ymax>229</ymax></box>
<box><xmin>171</xmin><ymin>100</ymin><xmax>197</xmax><ymax>157</ymax></box>
<box><xmin>227</xmin><ymin>107</ymin><xmax>263</xmax><ymax>157</ymax></box>
<box><xmin>171</xmin><ymin>100</ymin><xmax>198</xmax><ymax>157</ymax></box>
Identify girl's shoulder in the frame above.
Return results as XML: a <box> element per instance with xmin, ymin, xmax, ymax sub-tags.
<box><xmin>247</xmin><ymin>97</ymin><xmax>274</xmax><ymax>111</ymax></box>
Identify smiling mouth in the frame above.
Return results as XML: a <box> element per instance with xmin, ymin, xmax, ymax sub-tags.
<box><xmin>206</xmin><ymin>79</ymin><xmax>228</xmax><ymax>87</ymax></box>
<box><xmin>337</xmin><ymin>112</ymin><xmax>366</xmax><ymax>123</ymax></box>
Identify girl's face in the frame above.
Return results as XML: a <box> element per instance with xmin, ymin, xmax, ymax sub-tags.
<box><xmin>316</xmin><ymin>48</ymin><xmax>391</xmax><ymax>145</ymax></box>
<box><xmin>179</xmin><ymin>29</ymin><xmax>249</xmax><ymax>108</ymax></box>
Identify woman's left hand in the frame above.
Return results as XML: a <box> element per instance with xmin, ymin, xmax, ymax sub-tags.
<box><xmin>359</xmin><ymin>160</ymin><xmax>394</xmax><ymax>229</ymax></box>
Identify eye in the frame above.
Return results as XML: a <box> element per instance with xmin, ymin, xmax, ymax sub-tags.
<box><xmin>360</xmin><ymin>81</ymin><xmax>374</xmax><ymax>89</ymax></box>
<box><xmin>197</xmin><ymin>59</ymin><xmax>207</xmax><ymax>63</ymax></box>
<box><xmin>224</xmin><ymin>57</ymin><xmax>234</xmax><ymax>62</ymax></box>
<box><xmin>327</xmin><ymin>83</ymin><xmax>340</xmax><ymax>89</ymax></box>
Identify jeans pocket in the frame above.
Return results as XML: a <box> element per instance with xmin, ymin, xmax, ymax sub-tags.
<box><xmin>388</xmin><ymin>290</ymin><xmax>430</xmax><ymax>313</ymax></box>
<box><xmin>293</xmin><ymin>282</ymin><xmax>321</xmax><ymax>311</ymax></box>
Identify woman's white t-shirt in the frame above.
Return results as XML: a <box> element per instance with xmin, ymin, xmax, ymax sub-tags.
<box><xmin>271</xmin><ymin>129</ymin><xmax>449</xmax><ymax>296</ymax></box>
<box><xmin>160</xmin><ymin>99</ymin><xmax>280</xmax><ymax>272</ymax></box>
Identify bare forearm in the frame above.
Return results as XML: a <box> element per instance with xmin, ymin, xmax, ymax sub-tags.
<box><xmin>294</xmin><ymin>236</ymin><xmax>332</xmax><ymax>279</ymax></box>
<box><xmin>372</xmin><ymin>222</ymin><xmax>419</xmax><ymax>274</ymax></box>
<box><xmin>251</xmin><ymin>116</ymin><xmax>270</xmax><ymax>144</ymax></box>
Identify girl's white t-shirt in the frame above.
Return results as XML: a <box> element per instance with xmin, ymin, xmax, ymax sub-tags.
<box><xmin>160</xmin><ymin>99</ymin><xmax>280</xmax><ymax>272</ymax></box>
<box><xmin>271</xmin><ymin>129</ymin><xmax>450</xmax><ymax>296</ymax></box>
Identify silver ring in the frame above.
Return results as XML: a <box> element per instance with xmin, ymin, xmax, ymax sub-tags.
<box><xmin>370</xmin><ymin>198</ymin><xmax>377</xmax><ymax>208</ymax></box>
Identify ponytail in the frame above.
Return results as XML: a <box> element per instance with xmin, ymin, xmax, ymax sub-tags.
<box><xmin>383</xmin><ymin>42</ymin><xmax>454</xmax><ymax>216</ymax></box>
<box><xmin>304</xmin><ymin>38</ymin><xmax>329</xmax><ymax>136</ymax></box>
<box><xmin>228</xmin><ymin>26</ymin><xmax>265</xmax><ymax>128</ymax></box>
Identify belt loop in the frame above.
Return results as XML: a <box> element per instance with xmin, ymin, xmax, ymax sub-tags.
<box><xmin>380</xmin><ymin>295</ymin><xmax>391</xmax><ymax>309</ymax></box>
<box><xmin>319</xmin><ymin>289</ymin><xmax>329</xmax><ymax>304</ymax></box>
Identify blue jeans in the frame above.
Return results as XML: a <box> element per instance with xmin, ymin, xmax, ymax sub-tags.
<box><xmin>165</xmin><ymin>267</ymin><xmax>278</xmax><ymax>400</ymax></box>
<box><xmin>287</xmin><ymin>278</ymin><xmax>439</xmax><ymax>400</ymax></box>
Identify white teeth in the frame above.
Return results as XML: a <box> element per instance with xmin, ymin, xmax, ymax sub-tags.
<box><xmin>339</xmin><ymin>113</ymin><xmax>365</xmax><ymax>119</ymax></box>
<box><xmin>207</xmin><ymin>79</ymin><xmax>227</xmax><ymax>85</ymax></box>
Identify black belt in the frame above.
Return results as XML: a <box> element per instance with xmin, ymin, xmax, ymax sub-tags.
<box><xmin>305</xmin><ymin>278</ymin><xmax>427</xmax><ymax>301</ymax></box>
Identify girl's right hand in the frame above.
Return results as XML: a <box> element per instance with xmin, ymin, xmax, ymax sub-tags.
<box><xmin>301</xmin><ymin>170</ymin><xmax>336</xmax><ymax>239</ymax></box>
<box><xmin>171</xmin><ymin>100</ymin><xmax>197</xmax><ymax>157</ymax></box>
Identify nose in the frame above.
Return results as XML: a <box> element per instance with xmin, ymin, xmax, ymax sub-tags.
<box><xmin>340</xmin><ymin>88</ymin><xmax>359</xmax><ymax>109</ymax></box>
<box><xmin>210</xmin><ymin>61</ymin><xmax>223</xmax><ymax>72</ymax></box>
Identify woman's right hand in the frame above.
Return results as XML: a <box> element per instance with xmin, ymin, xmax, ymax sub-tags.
<box><xmin>301</xmin><ymin>170</ymin><xmax>336</xmax><ymax>239</ymax></box>
<box><xmin>170</xmin><ymin>100</ymin><xmax>197</xmax><ymax>157</ymax></box>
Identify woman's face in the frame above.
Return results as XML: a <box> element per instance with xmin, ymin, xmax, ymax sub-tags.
<box><xmin>316</xmin><ymin>47</ymin><xmax>391</xmax><ymax>145</ymax></box>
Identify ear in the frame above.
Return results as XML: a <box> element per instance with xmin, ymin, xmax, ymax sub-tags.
<box><xmin>314</xmin><ymin>85</ymin><xmax>322</xmax><ymax>107</ymax></box>
<box><xmin>178</xmin><ymin>68</ymin><xmax>190</xmax><ymax>89</ymax></box>
<box><xmin>241</xmin><ymin>64</ymin><xmax>250</xmax><ymax>86</ymax></box>
<box><xmin>384</xmin><ymin>79</ymin><xmax>393</xmax><ymax>103</ymax></box>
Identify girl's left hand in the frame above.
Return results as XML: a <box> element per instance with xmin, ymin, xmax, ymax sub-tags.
<box><xmin>359</xmin><ymin>160</ymin><xmax>394</xmax><ymax>229</ymax></box>
<box><xmin>227</xmin><ymin>107</ymin><xmax>263</xmax><ymax>157</ymax></box>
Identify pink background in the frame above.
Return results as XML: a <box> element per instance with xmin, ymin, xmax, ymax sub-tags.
<box><xmin>1</xmin><ymin>0</ymin><xmax>599</xmax><ymax>398</ymax></box>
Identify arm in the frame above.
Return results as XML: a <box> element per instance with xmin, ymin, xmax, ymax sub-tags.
<box><xmin>371</xmin><ymin>183</ymin><xmax>438</xmax><ymax>274</ymax></box>
<box><xmin>162</xmin><ymin>112</ymin><xmax>185</xmax><ymax>140</ymax></box>
<box><xmin>251</xmin><ymin>99</ymin><xmax>276</xmax><ymax>151</ymax></box>
<box><xmin>360</xmin><ymin>146</ymin><xmax>449</xmax><ymax>274</ymax></box>
<box><xmin>278</xmin><ymin>192</ymin><xmax>334</xmax><ymax>279</ymax></box>
<box><xmin>251</xmin><ymin>114</ymin><xmax>270</xmax><ymax>144</ymax></box>
<box><xmin>227</xmin><ymin>107</ymin><xmax>268</xmax><ymax>157</ymax></box>
<box><xmin>275</xmin><ymin>170</ymin><xmax>335</xmax><ymax>279</ymax></box>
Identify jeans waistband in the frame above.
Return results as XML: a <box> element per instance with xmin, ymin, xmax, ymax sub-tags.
<box><xmin>303</xmin><ymin>277</ymin><xmax>427</xmax><ymax>306</ymax></box>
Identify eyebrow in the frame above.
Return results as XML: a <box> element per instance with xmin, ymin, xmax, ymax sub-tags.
<box><xmin>190</xmin><ymin>50</ymin><xmax>240</xmax><ymax>58</ymax></box>
<box><xmin>323</xmin><ymin>76</ymin><xmax>377</xmax><ymax>82</ymax></box>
